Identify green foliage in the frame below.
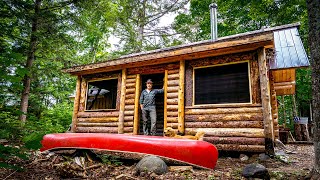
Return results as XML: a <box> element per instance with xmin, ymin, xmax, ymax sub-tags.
<box><xmin>0</xmin><ymin>111</ymin><xmax>23</xmax><ymax>140</ymax></box>
<box><xmin>97</xmin><ymin>154</ymin><xmax>123</xmax><ymax>166</ymax></box>
<box><xmin>22</xmin><ymin>102</ymin><xmax>73</xmax><ymax>149</ymax></box>
<box><xmin>0</xmin><ymin>144</ymin><xmax>28</xmax><ymax>171</ymax></box>
<box><xmin>173</xmin><ymin>0</ymin><xmax>308</xmax><ymax>43</ymax></box>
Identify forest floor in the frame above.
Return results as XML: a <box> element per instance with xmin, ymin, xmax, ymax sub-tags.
<box><xmin>0</xmin><ymin>144</ymin><xmax>314</xmax><ymax>180</ymax></box>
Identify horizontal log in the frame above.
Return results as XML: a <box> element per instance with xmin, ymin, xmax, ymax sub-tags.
<box><xmin>127</xmin><ymin>75</ymin><xmax>136</xmax><ymax>79</ymax></box>
<box><xmin>167</xmin><ymin>92</ymin><xmax>178</xmax><ymax>99</ymax></box>
<box><xmin>186</xmin><ymin>104</ymin><xmax>262</xmax><ymax>109</ymax></box>
<box><xmin>185</xmin><ymin>113</ymin><xmax>263</xmax><ymax>122</ymax></box>
<box><xmin>213</xmin><ymin>144</ymin><xmax>265</xmax><ymax>152</ymax></box>
<box><xmin>203</xmin><ymin>137</ymin><xmax>265</xmax><ymax>145</ymax></box>
<box><xmin>167</xmin><ymin>105</ymin><xmax>178</xmax><ymax>110</ymax></box>
<box><xmin>125</xmin><ymin>94</ymin><xmax>136</xmax><ymax>99</ymax></box>
<box><xmin>125</xmin><ymin>105</ymin><xmax>135</xmax><ymax>110</ymax></box>
<box><xmin>167</xmin><ymin>117</ymin><xmax>178</xmax><ymax>123</ymax></box>
<box><xmin>76</xmin><ymin>127</ymin><xmax>118</xmax><ymax>133</ymax></box>
<box><xmin>274</xmin><ymin>81</ymin><xmax>296</xmax><ymax>86</ymax></box>
<box><xmin>167</xmin><ymin>111</ymin><xmax>178</xmax><ymax>117</ymax></box>
<box><xmin>126</xmin><ymin>78</ymin><xmax>136</xmax><ymax>83</ymax></box>
<box><xmin>168</xmin><ymin>69</ymin><xmax>179</xmax><ymax>74</ymax></box>
<box><xmin>124</xmin><ymin>111</ymin><xmax>134</xmax><ymax>116</ymax></box>
<box><xmin>78</xmin><ymin>117</ymin><xmax>118</xmax><ymax>123</ymax></box>
<box><xmin>185</xmin><ymin>128</ymin><xmax>264</xmax><ymax>138</ymax></box>
<box><xmin>167</xmin><ymin>80</ymin><xmax>179</xmax><ymax>86</ymax></box>
<box><xmin>185</xmin><ymin>121</ymin><xmax>263</xmax><ymax>128</ymax></box>
<box><xmin>274</xmin><ymin>85</ymin><xmax>293</xmax><ymax>90</ymax></box>
<box><xmin>167</xmin><ymin>87</ymin><xmax>179</xmax><ymax>93</ymax></box>
<box><xmin>126</xmin><ymin>88</ymin><xmax>135</xmax><ymax>94</ymax></box>
<box><xmin>167</xmin><ymin>73</ymin><xmax>179</xmax><ymax>80</ymax></box>
<box><xmin>77</xmin><ymin>111</ymin><xmax>119</xmax><ymax>118</ymax></box>
<box><xmin>77</xmin><ymin>122</ymin><xmax>133</xmax><ymax>127</ymax></box>
<box><xmin>125</xmin><ymin>99</ymin><xmax>135</xmax><ymax>105</ymax></box>
<box><xmin>166</xmin><ymin>123</ymin><xmax>178</xmax><ymax>129</ymax></box>
<box><xmin>167</xmin><ymin>98</ymin><xmax>178</xmax><ymax>105</ymax></box>
<box><xmin>185</xmin><ymin>107</ymin><xmax>263</xmax><ymax>115</ymax></box>
<box><xmin>126</xmin><ymin>83</ymin><xmax>136</xmax><ymax>88</ymax></box>
<box><xmin>124</xmin><ymin>116</ymin><xmax>133</xmax><ymax>121</ymax></box>
<box><xmin>124</xmin><ymin>128</ymin><xmax>133</xmax><ymax>133</ymax></box>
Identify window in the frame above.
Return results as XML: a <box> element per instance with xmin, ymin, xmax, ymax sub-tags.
<box><xmin>86</xmin><ymin>78</ymin><xmax>118</xmax><ymax>110</ymax></box>
<box><xmin>194</xmin><ymin>62</ymin><xmax>250</xmax><ymax>105</ymax></box>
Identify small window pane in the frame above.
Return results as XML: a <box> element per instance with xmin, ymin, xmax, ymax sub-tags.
<box><xmin>194</xmin><ymin>62</ymin><xmax>250</xmax><ymax>104</ymax></box>
<box><xmin>86</xmin><ymin>79</ymin><xmax>118</xmax><ymax>110</ymax></box>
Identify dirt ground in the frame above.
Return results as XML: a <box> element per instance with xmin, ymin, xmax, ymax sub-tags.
<box><xmin>0</xmin><ymin>144</ymin><xmax>314</xmax><ymax>180</ymax></box>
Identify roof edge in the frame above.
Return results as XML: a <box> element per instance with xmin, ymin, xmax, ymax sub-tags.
<box><xmin>63</xmin><ymin>22</ymin><xmax>301</xmax><ymax>74</ymax></box>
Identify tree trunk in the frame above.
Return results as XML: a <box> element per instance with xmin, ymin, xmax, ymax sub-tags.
<box><xmin>306</xmin><ymin>0</ymin><xmax>320</xmax><ymax>178</ymax></box>
<box><xmin>19</xmin><ymin>0</ymin><xmax>41</xmax><ymax>122</ymax></box>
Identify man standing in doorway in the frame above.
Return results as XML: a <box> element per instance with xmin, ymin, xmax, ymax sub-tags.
<box><xmin>140</xmin><ymin>79</ymin><xmax>164</xmax><ymax>135</ymax></box>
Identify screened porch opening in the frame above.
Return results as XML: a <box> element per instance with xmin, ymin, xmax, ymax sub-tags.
<box><xmin>85</xmin><ymin>78</ymin><xmax>118</xmax><ymax>110</ymax></box>
<box><xmin>194</xmin><ymin>62</ymin><xmax>251</xmax><ymax>105</ymax></box>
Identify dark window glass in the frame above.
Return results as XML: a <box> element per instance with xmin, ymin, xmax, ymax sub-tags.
<box><xmin>194</xmin><ymin>62</ymin><xmax>250</xmax><ymax>104</ymax></box>
<box><xmin>86</xmin><ymin>79</ymin><xmax>118</xmax><ymax>110</ymax></box>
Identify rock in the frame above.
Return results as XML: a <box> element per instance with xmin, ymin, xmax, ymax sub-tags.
<box><xmin>240</xmin><ymin>154</ymin><xmax>249</xmax><ymax>161</ymax></box>
<box><xmin>136</xmin><ymin>155</ymin><xmax>168</xmax><ymax>175</ymax></box>
<box><xmin>242</xmin><ymin>163</ymin><xmax>270</xmax><ymax>180</ymax></box>
<box><xmin>258</xmin><ymin>153</ymin><xmax>270</xmax><ymax>161</ymax></box>
<box><xmin>275</xmin><ymin>150</ymin><xmax>289</xmax><ymax>163</ymax></box>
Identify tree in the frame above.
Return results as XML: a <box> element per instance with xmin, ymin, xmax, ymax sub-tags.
<box><xmin>0</xmin><ymin>0</ymin><xmax>117</xmax><ymax>122</ymax></box>
<box><xmin>306</xmin><ymin>0</ymin><xmax>320</xmax><ymax>178</ymax></box>
<box><xmin>173</xmin><ymin>0</ymin><xmax>307</xmax><ymax>42</ymax></box>
<box><xmin>113</xmin><ymin>0</ymin><xmax>188</xmax><ymax>54</ymax></box>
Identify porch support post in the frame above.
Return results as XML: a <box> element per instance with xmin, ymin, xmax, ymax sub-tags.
<box><xmin>178</xmin><ymin>60</ymin><xmax>185</xmax><ymax>134</ymax></box>
<box><xmin>71</xmin><ymin>76</ymin><xmax>81</xmax><ymax>132</ymax></box>
<box><xmin>258</xmin><ymin>47</ymin><xmax>275</xmax><ymax>155</ymax></box>
<box><xmin>164</xmin><ymin>70</ymin><xmax>168</xmax><ymax>129</ymax></box>
<box><xmin>133</xmin><ymin>74</ymin><xmax>141</xmax><ymax>135</ymax></box>
<box><xmin>118</xmin><ymin>68</ymin><xmax>127</xmax><ymax>134</ymax></box>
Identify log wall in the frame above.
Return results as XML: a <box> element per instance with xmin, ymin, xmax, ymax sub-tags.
<box><xmin>75</xmin><ymin>72</ymin><xmax>123</xmax><ymax>133</ymax></box>
<box><xmin>165</xmin><ymin>68</ymin><xmax>180</xmax><ymax>131</ymax></box>
<box><xmin>184</xmin><ymin>51</ymin><xmax>266</xmax><ymax>152</ymax></box>
<box><xmin>123</xmin><ymin>74</ymin><xmax>137</xmax><ymax>134</ymax></box>
<box><xmin>71</xmin><ymin>50</ymin><xmax>279</xmax><ymax>153</ymax></box>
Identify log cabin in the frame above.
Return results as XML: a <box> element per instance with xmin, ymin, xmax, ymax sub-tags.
<box><xmin>64</xmin><ymin>23</ymin><xmax>309</xmax><ymax>154</ymax></box>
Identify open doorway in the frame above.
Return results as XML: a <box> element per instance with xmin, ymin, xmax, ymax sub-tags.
<box><xmin>139</xmin><ymin>73</ymin><xmax>164</xmax><ymax>136</ymax></box>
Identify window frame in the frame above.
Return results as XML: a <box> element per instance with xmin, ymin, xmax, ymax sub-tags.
<box><xmin>84</xmin><ymin>77</ymin><xmax>119</xmax><ymax>111</ymax></box>
<box><xmin>192</xmin><ymin>60</ymin><xmax>252</xmax><ymax>106</ymax></box>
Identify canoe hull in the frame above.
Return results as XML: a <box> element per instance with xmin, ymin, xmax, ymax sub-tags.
<box><xmin>40</xmin><ymin>133</ymin><xmax>218</xmax><ymax>169</ymax></box>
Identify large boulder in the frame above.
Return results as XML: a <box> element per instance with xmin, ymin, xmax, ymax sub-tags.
<box><xmin>136</xmin><ymin>155</ymin><xmax>168</xmax><ymax>175</ymax></box>
<box><xmin>242</xmin><ymin>163</ymin><xmax>270</xmax><ymax>180</ymax></box>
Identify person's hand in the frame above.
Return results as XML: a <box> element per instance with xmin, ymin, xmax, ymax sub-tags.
<box><xmin>140</xmin><ymin>104</ymin><xmax>143</xmax><ymax>110</ymax></box>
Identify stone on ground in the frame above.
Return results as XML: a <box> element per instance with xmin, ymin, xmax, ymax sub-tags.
<box><xmin>258</xmin><ymin>153</ymin><xmax>270</xmax><ymax>161</ymax></box>
<box><xmin>242</xmin><ymin>163</ymin><xmax>270</xmax><ymax>180</ymax></box>
<box><xmin>136</xmin><ymin>155</ymin><xmax>168</xmax><ymax>175</ymax></box>
<box><xmin>239</xmin><ymin>154</ymin><xmax>249</xmax><ymax>161</ymax></box>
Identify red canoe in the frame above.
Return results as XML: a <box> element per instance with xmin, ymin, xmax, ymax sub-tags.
<box><xmin>40</xmin><ymin>133</ymin><xmax>218</xmax><ymax>169</ymax></box>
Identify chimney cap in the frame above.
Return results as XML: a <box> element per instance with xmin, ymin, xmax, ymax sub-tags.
<box><xmin>209</xmin><ymin>3</ymin><xmax>218</xmax><ymax>8</ymax></box>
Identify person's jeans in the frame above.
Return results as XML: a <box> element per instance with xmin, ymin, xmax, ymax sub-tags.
<box><xmin>142</xmin><ymin>106</ymin><xmax>157</xmax><ymax>135</ymax></box>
